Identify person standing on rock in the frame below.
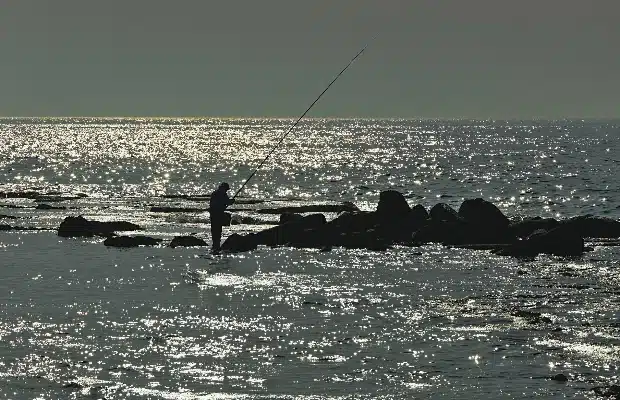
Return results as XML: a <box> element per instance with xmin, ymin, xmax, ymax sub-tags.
<box><xmin>209</xmin><ymin>182</ymin><xmax>234</xmax><ymax>253</ymax></box>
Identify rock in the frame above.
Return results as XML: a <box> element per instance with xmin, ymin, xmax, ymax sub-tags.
<box><xmin>495</xmin><ymin>226</ymin><xmax>584</xmax><ymax>257</ymax></box>
<box><xmin>429</xmin><ymin>203</ymin><xmax>460</xmax><ymax>223</ymax></box>
<box><xmin>509</xmin><ymin>217</ymin><xmax>559</xmax><ymax>238</ymax></box>
<box><xmin>376</xmin><ymin>190</ymin><xmax>410</xmax><ymax>217</ymax></box>
<box><xmin>459</xmin><ymin>198</ymin><xmax>510</xmax><ymax>230</ymax></box>
<box><xmin>221</xmin><ymin>233</ymin><xmax>259</xmax><ymax>253</ymax></box>
<box><xmin>256</xmin><ymin>202</ymin><xmax>359</xmax><ymax>214</ymax></box>
<box><xmin>0</xmin><ymin>214</ymin><xmax>18</xmax><ymax>219</ymax></box>
<box><xmin>36</xmin><ymin>203</ymin><xmax>67</xmax><ymax>210</ymax></box>
<box><xmin>550</xmin><ymin>373</ymin><xmax>568</xmax><ymax>382</ymax></box>
<box><xmin>169</xmin><ymin>236</ymin><xmax>207</xmax><ymax>248</ymax></box>
<box><xmin>412</xmin><ymin>220</ymin><xmax>469</xmax><ymax>245</ymax></box>
<box><xmin>252</xmin><ymin>213</ymin><xmax>327</xmax><ymax>247</ymax></box>
<box><xmin>559</xmin><ymin>215</ymin><xmax>620</xmax><ymax>238</ymax></box>
<box><xmin>103</xmin><ymin>235</ymin><xmax>162</xmax><ymax>247</ymax></box>
<box><xmin>58</xmin><ymin>216</ymin><xmax>142</xmax><ymax>238</ymax></box>
<box><xmin>279</xmin><ymin>212</ymin><xmax>303</xmax><ymax>224</ymax></box>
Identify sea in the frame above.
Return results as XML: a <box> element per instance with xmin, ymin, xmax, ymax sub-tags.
<box><xmin>1</xmin><ymin>117</ymin><xmax>619</xmax><ymax>399</ymax></box>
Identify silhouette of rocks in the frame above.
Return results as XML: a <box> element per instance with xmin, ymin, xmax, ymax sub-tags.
<box><xmin>559</xmin><ymin>215</ymin><xmax>620</xmax><ymax>238</ymax></box>
<box><xmin>376</xmin><ymin>190</ymin><xmax>410</xmax><ymax>217</ymax></box>
<box><xmin>169</xmin><ymin>236</ymin><xmax>207</xmax><ymax>248</ymax></box>
<box><xmin>104</xmin><ymin>235</ymin><xmax>162</xmax><ymax>247</ymax></box>
<box><xmin>495</xmin><ymin>226</ymin><xmax>584</xmax><ymax>257</ymax></box>
<box><xmin>279</xmin><ymin>212</ymin><xmax>303</xmax><ymax>224</ymax></box>
<box><xmin>429</xmin><ymin>203</ymin><xmax>460</xmax><ymax>223</ymax></box>
<box><xmin>36</xmin><ymin>203</ymin><xmax>67</xmax><ymax>210</ymax></box>
<box><xmin>221</xmin><ymin>233</ymin><xmax>259</xmax><ymax>253</ymax></box>
<box><xmin>218</xmin><ymin>191</ymin><xmax>620</xmax><ymax>255</ymax></box>
<box><xmin>58</xmin><ymin>216</ymin><xmax>142</xmax><ymax>238</ymax></box>
<box><xmin>509</xmin><ymin>217</ymin><xmax>559</xmax><ymax>238</ymax></box>
<box><xmin>550</xmin><ymin>373</ymin><xmax>568</xmax><ymax>382</ymax></box>
<box><xmin>459</xmin><ymin>198</ymin><xmax>510</xmax><ymax>229</ymax></box>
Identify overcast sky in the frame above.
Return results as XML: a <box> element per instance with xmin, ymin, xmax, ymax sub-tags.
<box><xmin>1</xmin><ymin>0</ymin><xmax>618</xmax><ymax>118</ymax></box>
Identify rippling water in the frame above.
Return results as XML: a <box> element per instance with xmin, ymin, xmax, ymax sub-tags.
<box><xmin>1</xmin><ymin>118</ymin><xmax>619</xmax><ymax>399</ymax></box>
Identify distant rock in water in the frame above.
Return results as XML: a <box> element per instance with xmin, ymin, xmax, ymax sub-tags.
<box><xmin>256</xmin><ymin>202</ymin><xmax>359</xmax><ymax>215</ymax></box>
<box><xmin>36</xmin><ymin>203</ymin><xmax>67</xmax><ymax>210</ymax></box>
<box><xmin>169</xmin><ymin>236</ymin><xmax>207</xmax><ymax>248</ymax></box>
<box><xmin>104</xmin><ymin>235</ymin><xmax>162</xmax><ymax>248</ymax></box>
<box><xmin>58</xmin><ymin>216</ymin><xmax>142</xmax><ymax>238</ymax></box>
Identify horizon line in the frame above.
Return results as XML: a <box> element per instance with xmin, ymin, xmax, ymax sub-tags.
<box><xmin>1</xmin><ymin>115</ymin><xmax>619</xmax><ymax>121</ymax></box>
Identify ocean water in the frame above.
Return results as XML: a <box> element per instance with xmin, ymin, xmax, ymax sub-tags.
<box><xmin>1</xmin><ymin>117</ymin><xmax>619</xmax><ymax>399</ymax></box>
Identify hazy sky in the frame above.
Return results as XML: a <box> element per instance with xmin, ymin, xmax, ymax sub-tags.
<box><xmin>1</xmin><ymin>1</ymin><xmax>618</xmax><ymax>118</ymax></box>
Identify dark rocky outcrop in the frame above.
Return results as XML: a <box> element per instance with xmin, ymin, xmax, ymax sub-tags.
<box><xmin>376</xmin><ymin>190</ymin><xmax>411</xmax><ymax>217</ymax></box>
<box><xmin>458</xmin><ymin>198</ymin><xmax>510</xmax><ymax>230</ymax></box>
<box><xmin>103</xmin><ymin>235</ymin><xmax>162</xmax><ymax>248</ymax></box>
<box><xmin>0</xmin><ymin>214</ymin><xmax>18</xmax><ymax>219</ymax></box>
<box><xmin>279</xmin><ymin>212</ymin><xmax>303</xmax><ymax>224</ymax></box>
<box><xmin>221</xmin><ymin>233</ymin><xmax>259</xmax><ymax>253</ymax></box>
<box><xmin>429</xmin><ymin>203</ymin><xmax>460</xmax><ymax>223</ymax></box>
<box><xmin>509</xmin><ymin>217</ymin><xmax>559</xmax><ymax>239</ymax></box>
<box><xmin>559</xmin><ymin>215</ymin><xmax>620</xmax><ymax>238</ymax></box>
<box><xmin>169</xmin><ymin>236</ymin><xmax>207</xmax><ymax>248</ymax></box>
<box><xmin>494</xmin><ymin>225</ymin><xmax>584</xmax><ymax>257</ymax></box>
<box><xmin>58</xmin><ymin>216</ymin><xmax>142</xmax><ymax>238</ymax></box>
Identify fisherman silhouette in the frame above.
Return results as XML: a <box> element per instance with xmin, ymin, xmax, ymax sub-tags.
<box><xmin>209</xmin><ymin>182</ymin><xmax>234</xmax><ymax>254</ymax></box>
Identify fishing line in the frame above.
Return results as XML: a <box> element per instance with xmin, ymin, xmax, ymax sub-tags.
<box><xmin>232</xmin><ymin>35</ymin><xmax>377</xmax><ymax>200</ymax></box>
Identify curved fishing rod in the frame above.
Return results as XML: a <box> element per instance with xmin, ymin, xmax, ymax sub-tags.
<box><xmin>232</xmin><ymin>36</ymin><xmax>377</xmax><ymax>200</ymax></box>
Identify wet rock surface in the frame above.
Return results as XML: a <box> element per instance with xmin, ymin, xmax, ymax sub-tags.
<box><xmin>103</xmin><ymin>235</ymin><xmax>163</xmax><ymax>248</ymax></box>
<box><xmin>169</xmin><ymin>236</ymin><xmax>207</xmax><ymax>248</ymax></box>
<box><xmin>58</xmin><ymin>216</ymin><xmax>142</xmax><ymax>238</ymax></box>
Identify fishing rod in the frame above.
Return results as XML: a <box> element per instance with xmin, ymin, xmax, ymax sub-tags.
<box><xmin>232</xmin><ymin>36</ymin><xmax>377</xmax><ymax>200</ymax></box>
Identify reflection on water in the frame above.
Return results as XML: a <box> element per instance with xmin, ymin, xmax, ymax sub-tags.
<box><xmin>1</xmin><ymin>118</ymin><xmax>620</xmax><ymax>398</ymax></box>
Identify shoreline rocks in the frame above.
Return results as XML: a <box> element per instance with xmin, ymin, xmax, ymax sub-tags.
<box><xmin>46</xmin><ymin>190</ymin><xmax>620</xmax><ymax>255</ymax></box>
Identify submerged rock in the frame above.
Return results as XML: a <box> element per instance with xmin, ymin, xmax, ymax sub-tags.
<box><xmin>104</xmin><ymin>235</ymin><xmax>162</xmax><ymax>248</ymax></box>
<box><xmin>58</xmin><ymin>216</ymin><xmax>142</xmax><ymax>238</ymax></box>
<box><xmin>495</xmin><ymin>225</ymin><xmax>584</xmax><ymax>257</ymax></box>
<box><xmin>256</xmin><ymin>202</ymin><xmax>359</xmax><ymax>215</ymax></box>
<box><xmin>36</xmin><ymin>203</ymin><xmax>67</xmax><ymax>210</ymax></box>
<box><xmin>169</xmin><ymin>236</ymin><xmax>207</xmax><ymax>248</ymax></box>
